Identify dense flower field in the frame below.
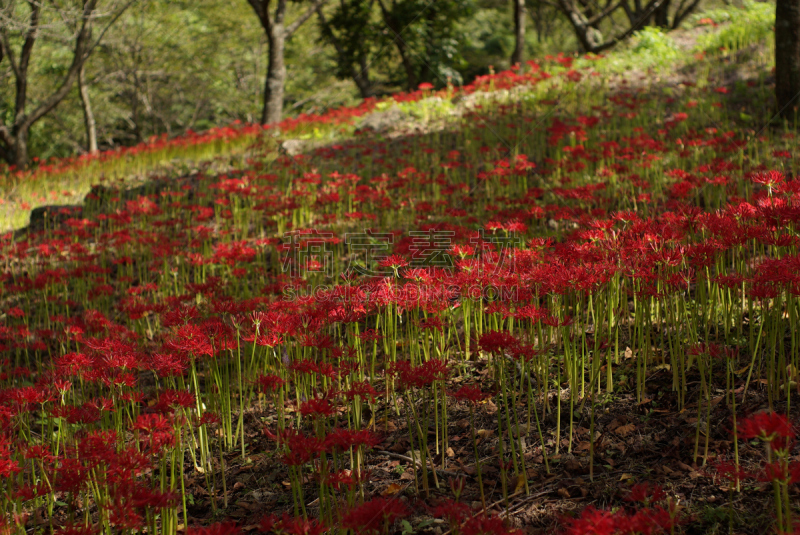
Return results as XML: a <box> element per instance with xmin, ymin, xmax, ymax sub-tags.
<box><xmin>1</xmin><ymin>36</ymin><xmax>800</xmax><ymax>535</ymax></box>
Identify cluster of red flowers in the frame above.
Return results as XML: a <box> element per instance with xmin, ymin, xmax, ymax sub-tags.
<box><xmin>0</xmin><ymin>34</ymin><xmax>797</xmax><ymax>534</ymax></box>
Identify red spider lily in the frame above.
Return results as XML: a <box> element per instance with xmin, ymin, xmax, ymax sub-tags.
<box><xmin>132</xmin><ymin>413</ymin><xmax>175</xmax><ymax>451</ymax></box>
<box><xmin>462</xmin><ymin>514</ymin><xmax>522</xmax><ymax>535</ymax></box>
<box><xmin>0</xmin><ymin>458</ymin><xmax>20</xmax><ymax>478</ymax></box>
<box><xmin>341</xmin><ymin>497</ymin><xmax>410</xmax><ymax>535</ymax></box>
<box><xmin>393</xmin><ymin>358</ymin><xmax>449</xmax><ymax>389</ymax></box>
<box><xmin>323</xmin><ymin>468</ymin><xmax>372</xmax><ymax>490</ymax></box>
<box><xmin>53</xmin><ymin>523</ymin><xmax>98</xmax><ymax>535</ymax></box>
<box><xmin>757</xmin><ymin>461</ymin><xmax>800</xmax><ymax>484</ymax></box>
<box><xmin>154</xmin><ymin>389</ymin><xmax>196</xmax><ymax>412</ymax></box>
<box><xmin>323</xmin><ymin>428</ymin><xmax>381</xmax><ymax>452</ymax></box>
<box><xmin>300</xmin><ymin>397</ymin><xmax>337</xmax><ymax>418</ymax></box>
<box><xmin>256</xmin><ymin>373</ymin><xmax>286</xmax><ymax>392</ymax></box>
<box><xmin>708</xmin><ymin>459</ymin><xmax>749</xmax><ymax>486</ymax></box>
<box><xmin>343</xmin><ymin>381</ymin><xmax>379</xmax><ymax>403</ymax></box>
<box><xmin>479</xmin><ymin>330</ymin><xmax>519</xmax><ymax>354</ymax></box>
<box><xmin>738</xmin><ymin>412</ymin><xmax>795</xmax><ymax>450</ymax></box>
<box><xmin>378</xmin><ymin>255</ymin><xmax>409</xmax><ymax>270</ymax></box>
<box><xmin>624</xmin><ymin>483</ymin><xmax>666</xmax><ymax>505</ymax></box>
<box><xmin>107</xmin><ymin>505</ymin><xmax>144</xmax><ymax>531</ymax></box>
<box><xmin>199</xmin><ymin>412</ymin><xmax>221</xmax><ymax>426</ymax></box>
<box><xmin>561</xmin><ymin>505</ymin><xmax>679</xmax><ymax>535</ymax></box>
<box><xmin>431</xmin><ymin>498</ymin><xmax>472</xmax><ymax>525</ymax></box>
<box><xmin>259</xmin><ymin>514</ymin><xmax>326</xmax><ymax>535</ymax></box>
<box><xmin>185</xmin><ymin>522</ymin><xmax>240</xmax><ymax>535</ymax></box>
<box><xmin>265</xmin><ymin>427</ymin><xmax>322</xmax><ymax>466</ymax></box>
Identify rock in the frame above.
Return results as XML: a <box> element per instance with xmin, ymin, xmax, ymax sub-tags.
<box><xmin>28</xmin><ymin>205</ymin><xmax>83</xmax><ymax>229</ymax></box>
<box><xmin>358</xmin><ymin>105</ymin><xmax>409</xmax><ymax>134</ymax></box>
<box><xmin>279</xmin><ymin>139</ymin><xmax>310</xmax><ymax>157</ymax></box>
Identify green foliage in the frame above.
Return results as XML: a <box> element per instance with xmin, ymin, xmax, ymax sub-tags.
<box><xmin>631</xmin><ymin>27</ymin><xmax>682</xmax><ymax>61</ymax></box>
<box><xmin>693</xmin><ymin>0</ymin><xmax>775</xmax><ymax>54</ymax></box>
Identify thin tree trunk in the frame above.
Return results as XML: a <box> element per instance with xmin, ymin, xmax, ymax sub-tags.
<box><xmin>13</xmin><ymin>129</ymin><xmax>28</xmax><ymax>169</ymax></box>
<box><xmin>262</xmin><ymin>24</ymin><xmax>287</xmax><ymax>125</ymax></box>
<box><xmin>377</xmin><ymin>0</ymin><xmax>418</xmax><ymax>89</ymax></box>
<box><xmin>652</xmin><ymin>0</ymin><xmax>670</xmax><ymax>27</ymax></box>
<box><xmin>316</xmin><ymin>7</ymin><xmax>376</xmax><ymax>98</ymax></box>
<box><xmin>775</xmin><ymin>0</ymin><xmax>800</xmax><ymax>121</ymax></box>
<box><xmin>79</xmin><ymin>64</ymin><xmax>98</xmax><ymax>153</ymax></box>
<box><xmin>512</xmin><ymin>0</ymin><xmax>526</xmax><ymax>66</ymax></box>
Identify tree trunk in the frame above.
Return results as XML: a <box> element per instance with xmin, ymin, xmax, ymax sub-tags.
<box><xmin>652</xmin><ymin>0</ymin><xmax>670</xmax><ymax>27</ymax></box>
<box><xmin>262</xmin><ymin>24</ymin><xmax>287</xmax><ymax>125</ymax></box>
<box><xmin>353</xmin><ymin>56</ymin><xmax>376</xmax><ymax>98</ymax></box>
<box><xmin>13</xmin><ymin>128</ymin><xmax>29</xmax><ymax>169</ymax></box>
<box><xmin>775</xmin><ymin>0</ymin><xmax>800</xmax><ymax>121</ymax></box>
<box><xmin>316</xmin><ymin>7</ymin><xmax>376</xmax><ymax>98</ymax></box>
<box><xmin>511</xmin><ymin>0</ymin><xmax>526</xmax><ymax>66</ymax></box>
<box><xmin>79</xmin><ymin>64</ymin><xmax>98</xmax><ymax>153</ymax></box>
<box><xmin>377</xmin><ymin>0</ymin><xmax>418</xmax><ymax>89</ymax></box>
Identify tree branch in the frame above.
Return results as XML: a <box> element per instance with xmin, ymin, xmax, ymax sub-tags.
<box><xmin>585</xmin><ymin>0</ymin><xmax>622</xmax><ymax>26</ymax></box>
<box><xmin>246</xmin><ymin>0</ymin><xmax>272</xmax><ymax>32</ymax></box>
<box><xmin>285</xmin><ymin>0</ymin><xmax>329</xmax><ymax>37</ymax></box>
<box><xmin>83</xmin><ymin>0</ymin><xmax>140</xmax><ymax>60</ymax></box>
<box><xmin>0</xmin><ymin>125</ymin><xmax>12</xmax><ymax>149</ymax></box>
<box><xmin>671</xmin><ymin>0</ymin><xmax>701</xmax><ymax>29</ymax></box>
<box><xmin>19</xmin><ymin>0</ymin><xmax>100</xmax><ymax>130</ymax></box>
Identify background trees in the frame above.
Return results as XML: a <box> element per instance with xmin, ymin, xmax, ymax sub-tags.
<box><xmin>0</xmin><ymin>0</ymin><xmax>136</xmax><ymax>168</ymax></box>
<box><xmin>0</xmin><ymin>0</ymin><xmax>792</xmax><ymax>169</ymax></box>
<box><xmin>774</xmin><ymin>0</ymin><xmax>799</xmax><ymax>120</ymax></box>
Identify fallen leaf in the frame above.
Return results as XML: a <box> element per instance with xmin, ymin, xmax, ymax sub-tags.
<box><xmin>476</xmin><ymin>429</ymin><xmax>494</xmax><ymax>441</ymax></box>
<box><xmin>381</xmin><ymin>483</ymin><xmax>403</xmax><ymax>496</ymax></box>
<box><xmin>558</xmin><ymin>487</ymin><xmax>571</xmax><ymax>499</ymax></box>
<box><xmin>616</xmin><ymin>424</ymin><xmax>636</xmax><ymax>436</ymax></box>
<box><xmin>676</xmin><ymin>461</ymin><xmax>693</xmax><ymax>472</ymax></box>
<box><xmin>514</xmin><ymin>474</ymin><xmax>526</xmax><ymax>494</ymax></box>
<box><xmin>619</xmin><ymin>473</ymin><xmax>634</xmax><ymax>482</ymax></box>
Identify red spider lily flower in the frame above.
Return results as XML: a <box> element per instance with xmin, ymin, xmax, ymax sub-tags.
<box><xmin>185</xmin><ymin>522</ymin><xmax>240</xmax><ymax>535</ymax></box>
<box><xmin>561</xmin><ymin>504</ymin><xmax>680</xmax><ymax>535</ymax></box>
<box><xmin>323</xmin><ymin>428</ymin><xmax>381</xmax><ymax>452</ymax></box>
<box><xmin>624</xmin><ymin>482</ymin><xmax>666</xmax><ymax>505</ymax></box>
<box><xmin>756</xmin><ymin>461</ymin><xmax>800</xmax><ymax>484</ymax></box>
<box><xmin>108</xmin><ymin>505</ymin><xmax>144</xmax><ymax>531</ymax></box>
<box><xmin>0</xmin><ymin>458</ymin><xmax>21</xmax><ymax>478</ymax></box>
<box><xmin>154</xmin><ymin>389</ymin><xmax>196</xmax><ymax>412</ymax></box>
<box><xmin>256</xmin><ymin>374</ymin><xmax>286</xmax><ymax>393</ymax></box>
<box><xmin>258</xmin><ymin>514</ymin><xmax>279</xmax><ymax>533</ymax></box>
<box><xmin>132</xmin><ymin>414</ymin><xmax>175</xmax><ymax>451</ymax></box>
<box><xmin>738</xmin><ymin>412</ymin><xmax>795</xmax><ymax>449</ymax></box>
<box><xmin>341</xmin><ymin>497</ymin><xmax>410</xmax><ymax>535</ymax></box>
<box><xmin>255</xmin><ymin>333</ymin><xmax>284</xmax><ymax>347</ymax></box>
<box><xmin>265</xmin><ymin>427</ymin><xmax>322</xmax><ymax>466</ymax></box>
<box><xmin>462</xmin><ymin>513</ymin><xmax>522</xmax><ymax>535</ymax></box>
<box><xmin>378</xmin><ymin>255</ymin><xmax>409</xmax><ymax>271</ymax></box>
<box><xmin>300</xmin><ymin>397</ymin><xmax>337</xmax><ymax>418</ymax></box>
<box><xmin>450</xmin><ymin>384</ymin><xmax>489</xmax><ymax>404</ymax></box>
<box><xmin>272</xmin><ymin>514</ymin><xmax>327</xmax><ymax>535</ymax></box>
<box><xmin>323</xmin><ymin>468</ymin><xmax>372</xmax><ymax>490</ymax></box>
<box><xmin>199</xmin><ymin>412</ymin><xmax>221</xmax><ymax>426</ymax></box>
<box><xmin>394</xmin><ymin>358</ymin><xmax>449</xmax><ymax>389</ymax></box>
<box><xmin>708</xmin><ymin>460</ymin><xmax>749</xmax><ymax>486</ymax></box>
<box><xmin>53</xmin><ymin>523</ymin><xmax>98</xmax><ymax>535</ymax></box>
<box><xmin>479</xmin><ymin>330</ymin><xmax>519</xmax><ymax>354</ymax></box>
<box><xmin>344</xmin><ymin>381</ymin><xmax>379</xmax><ymax>403</ymax></box>
<box><xmin>431</xmin><ymin>498</ymin><xmax>472</xmax><ymax>525</ymax></box>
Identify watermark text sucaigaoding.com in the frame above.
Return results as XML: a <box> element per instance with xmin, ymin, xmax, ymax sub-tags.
<box><xmin>278</xmin><ymin>227</ymin><xmax>523</xmax><ymax>279</ymax></box>
<box><xmin>281</xmin><ymin>282</ymin><xmax>520</xmax><ymax>303</ymax></box>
